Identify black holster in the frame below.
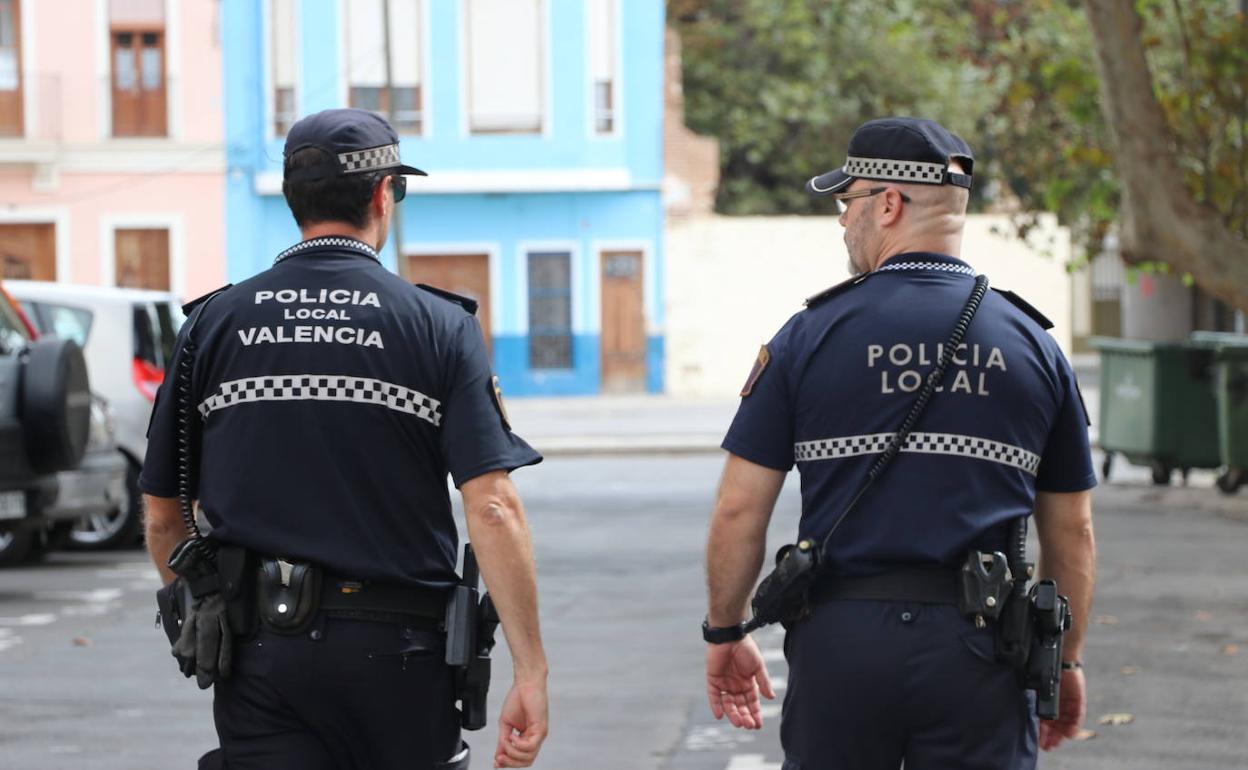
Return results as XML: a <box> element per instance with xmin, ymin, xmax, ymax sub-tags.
<box><xmin>445</xmin><ymin>545</ymin><xmax>499</xmax><ymax>731</ymax></box>
<box><xmin>155</xmin><ymin>543</ymin><xmax>257</xmax><ymax>645</ymax></box>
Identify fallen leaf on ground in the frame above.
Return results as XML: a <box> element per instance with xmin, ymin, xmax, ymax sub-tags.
<box><xmin>1222</xmin><ymin>644</ymin><xmax>1239</xmax><ymax>656</ymax></box>
<box><xmin>1073</xmin><ymin>729</ymin><xmax>1098</xmax><ymax>741</ymax></box>
<box><xmin>1098</xmin><ymin>713</ymin><xmax>1134</xmax><ymax>726</ymax></box>
<box><xmin>72</xmin><ymin>637</ymin><xmax>92</xmax><ymax>647</ymax></box>
<box><xmin>1093</xmin><ymin>614</ymin><xmax>1119</xmax><ymax>625</ymax></box>
<box><xmin>1120</xmin><ymin>666</ymin><xmax>1139</xmax><ymax>675</ymax></box>
<box><xmin>1193</xmin><ymin>610</ymin><xmax>1214</xmax><ymax>621</ymax></box>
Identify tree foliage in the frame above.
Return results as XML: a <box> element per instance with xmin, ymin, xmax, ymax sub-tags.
<box><xmin>670</xmin><ymin>0</ymin><xmax>1247</xmax><ymax>275</ymax></box>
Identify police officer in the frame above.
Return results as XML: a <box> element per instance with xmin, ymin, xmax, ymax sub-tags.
<box><xmin>141</xmin><ymin>108</ymin><xmax>549</xmax><ymax>770</ymax></box>
<box><xmin>702</xmin><ymin>117</ymin><xmax>1097</xmax><ymax>769</ymax></box>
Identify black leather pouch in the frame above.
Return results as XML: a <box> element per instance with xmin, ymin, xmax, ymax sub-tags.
<box><xmin>257</xmin><ymin>557</ymin><xmax>321</xmax><ymax>634</ymax></box>
<box><xmin>155</xmin><ymin>576</ymin><xmax>194</xmax><ymax>646</ymax></box>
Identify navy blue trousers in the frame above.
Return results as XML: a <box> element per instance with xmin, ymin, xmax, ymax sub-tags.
<box><xmin>780</xmin><ymin>600</ymin><xmax>1038</xmax><ymax>770</ymax></box>
<box><xmin>201</xmin><ymin>617</ymin><xmax>463</xmax><ymax>770</ymax></box>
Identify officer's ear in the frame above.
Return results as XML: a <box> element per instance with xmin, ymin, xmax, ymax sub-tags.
<box><xmin>877</xmin><ymin>188</ymin><xmax>906</xmax><ymax>227</ymax></box>
<box><xmin>369</xmin><ymin>175</ymin><xmax>391</xmax><ymax>222</ymax></box>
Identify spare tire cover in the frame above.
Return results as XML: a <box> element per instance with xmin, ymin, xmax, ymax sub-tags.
<box><xmin>22</xmin><ymin>337</ymin><xmax>91</xmax><ymax>474</ymax></box>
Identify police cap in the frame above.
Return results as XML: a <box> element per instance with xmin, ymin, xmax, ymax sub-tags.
<box><xmin>806</xmin><ymin>116</ymin><xmax>973</xmax><ymax>196</ymax></box>
<box><xmin>283</xmin><ymin>108</ymin><xmax>427</xmax><ymax>183</ymax></box>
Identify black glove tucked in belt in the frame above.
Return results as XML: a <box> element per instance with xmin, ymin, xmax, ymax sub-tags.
<box><xmin>167</xmin><ymin>537</ymin><xmax>232</xmax><ymax>689</ymax></box>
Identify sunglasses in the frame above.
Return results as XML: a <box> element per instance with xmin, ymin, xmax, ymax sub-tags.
<box><xmin>388</xmin><ymin>174</ymin><xmax>407</xmax><ymax>203</ymax></box>
<box><xmin>833</xmin><ymin>186</ymin><xmax>911</xmax><ymax>214</ymax></box>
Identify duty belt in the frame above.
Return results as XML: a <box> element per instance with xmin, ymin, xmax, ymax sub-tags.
<box><xmin>320</xmin><ymin>575</ymin><xmax>448</xmax><ymax>627</ymax></box>
<box><xmin>810</xmin><ymin>568</ymin><xmax>961</xmax><ymax>606</ymax></box>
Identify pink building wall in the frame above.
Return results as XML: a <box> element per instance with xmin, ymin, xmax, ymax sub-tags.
<box><xmin>0</xmin><ymin>0</ymin><xmax>225</xmax><ymax>300</ymax></box>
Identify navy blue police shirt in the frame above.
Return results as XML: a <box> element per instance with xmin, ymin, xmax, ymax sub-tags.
<box><xmin>723</xmin><ymin>252</ymin><xmax>1096</xmax><ymax>577</ymax></box>
<box><xmin>139</xmin><ymin>237</ymin><xmax>541</xmax><ymax>589</ymax></box>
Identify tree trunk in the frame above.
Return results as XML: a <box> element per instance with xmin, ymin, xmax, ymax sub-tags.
<box><xmin>1082</xmin><ymin>0</ymin><xmax>1248</xmax><ymax>312</ymax></box>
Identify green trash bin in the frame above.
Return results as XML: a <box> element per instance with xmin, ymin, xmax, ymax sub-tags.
<box><xmin>1091</xmin><ymin>337</ymin><xmax>1221</xmax><ymax>484</ymax></box>
<box><xmin>1192</xmin><ymin>332</ymin><xmax>1248</xmax><ymax>494</ymax></box>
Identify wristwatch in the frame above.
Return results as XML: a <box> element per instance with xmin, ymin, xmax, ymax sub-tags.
<box><xmin>1061</xmin><ymin>660</ymin><xmax>1083</xmax><ymax>671</ymax></box>
<box><xmin>702</xmin><ymin>619</ymin><xmax>746</xmax><ymax>644</ymax></box>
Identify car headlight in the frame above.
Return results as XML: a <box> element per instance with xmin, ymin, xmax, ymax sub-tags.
<box><xmin>87</xmin><ymin>395</ymin><xmax>116</xmax><ymax>452</ymax></box>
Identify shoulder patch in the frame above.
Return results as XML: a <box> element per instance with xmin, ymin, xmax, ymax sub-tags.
<box><xmin>740</xmin><ymin>345</ymin><xmax>771</xmax><ymax>397</ymax></box>
<box><xmin>181</xmin><ymin>284</ymin><xmax>233</xmax><ymax>316</ymax></box>
<box><xmin>993</xmin><ymin>288</ymin><xmax>1053</xmax><ymax>330</ymax></box>
<box><xmin>416</xmin><ymin>283</ymin><xmax>479</xmax><ymax>316</ymax></box>
<box><xmin>805</xmin><ymin>273</ymin><xmax>872</xmax><ymax>308</ymax></box>
<box><xmin>490</xmin><ymin>375</ymin><xmax>511</xmax><ymax>430</ymax></box>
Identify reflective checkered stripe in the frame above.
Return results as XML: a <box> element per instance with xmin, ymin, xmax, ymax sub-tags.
<box><xmin>274</xmin><ymin>237</ymin><xmax>378</xmax><ymax>264</ymax></box>
<box><xmin>199</xmin><ymin>374</ymin><xmax>442</xmax><ymax>427</ymax></box>
<box><xmin>794</xmin><ymin>432</ymin><xmax>1040</xmax><ymax>475</ymax></box>
<box><xmin>844</xmin><ymin>155</ymin><xmax>946</xmax><ymax>184</ymax></box>
<box><xmin>877</xmin><ymin>261</ymin><xmax>975</xmax><ymax>276</ymax></box>
<box><xmin>338</xmin><ymin>143</ymin><xmax>400</xmax><ymax>173</ymax></box>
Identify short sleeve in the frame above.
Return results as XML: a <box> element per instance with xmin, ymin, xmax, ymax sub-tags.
<box><xmin>439</xmin><ymin>316</ymin><xmax>542</xmax><ymax>487</ymax></box>
<box><xmin>721</xmin><ymin>322</ymin><xmax>796</xmax><ymax>471</ymax></box>
<box><xmin>1035</xmin><ymin>362</ymin><xmax>1097</xmax><ymax>493</ymax></box>
<box><xmin>138</xmin><ymin>324</ymin><xmax>196</xmax><ymax>499</ymax></box>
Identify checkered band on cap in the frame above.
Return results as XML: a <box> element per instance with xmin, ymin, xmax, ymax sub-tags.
<box><xmin>199</xmin><ymin>374</ymin><xmax>442</xmax><ymax>427</ymax></box>
<box><xmin>794</xmin><ymin>431</ymin><xmax>1041</xmax><ymax>475</ymax></box>
<box><xmin>844</xmin><ymin>155</ymin><xmax>948</xmax><ymax>184</ymax></box>
<box><xmin>338</xmin><ymin>143</ymin><xmax>401</xmax><ymax>174</ymax></box>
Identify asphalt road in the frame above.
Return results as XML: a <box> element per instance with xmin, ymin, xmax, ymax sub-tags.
<box><xmin>0</xmin><ymin>454</ymin><xmax>1245</xmax><ymax>770</ymax></box>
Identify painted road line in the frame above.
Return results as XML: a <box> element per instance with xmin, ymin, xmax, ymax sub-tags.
<box><xmin>724</xmin><ymin>754</ymin><xmax>781</xmax><ymax>770</ymax></box>
<box><xmin>684</xmin><ymin>724</ymin><xmax>760</xmax><ymax>752</ymax></box>
<box><xmin>33</xmin><ymin>588</ymin><xmax>124</xmax><ymax>603</ymax></box>
<box><xmin>0</xmin><ymin>613</ymin><xmax>56</xmax><ymax>626</ymax></box>
<box><xmin>762</xmin><ymin>647</ymin><xmax>786</xmax><ymax>662</ymax></box>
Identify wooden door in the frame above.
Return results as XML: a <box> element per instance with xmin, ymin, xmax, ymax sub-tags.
<box><xmin>0</xmin><ymin>223</ymin><xmax>55</xmax><ymax>280</ymax></box>
<box><xmin>111</xmin><ymin>27</ymin><xmax>166</xmax><ymax>137</ymax></box>
<box><xmin>600</xmin><ymin>250</ymin><xmax>646</xmax><ymax>392</ymax></box>
<box><xmin>409</xmin><ymin>253</ymin><xmax>492</xmax><ymax>352</ymax></box>
<box><xmin>115</xmin><ymin>228</ymin><xmax>170</xmax><ymax>290</ymax></box>
<box><xmin>0</xmin><ymin>0</ymin><xmax>23</xmax><ymax>136</ymax></box>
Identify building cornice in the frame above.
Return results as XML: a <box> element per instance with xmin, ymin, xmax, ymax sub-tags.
<box><xmin>253</xmin><ymin>167</ymin><xmax>661</xmax><ymax>195</ymax></box>
<box><xmin>0</xmin><ymin>141</ymin><xmax>225</xmax><ymax>174</ymax></box>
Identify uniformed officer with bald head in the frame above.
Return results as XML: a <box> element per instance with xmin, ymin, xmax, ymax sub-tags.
<box><xmin>702</xmin><ymin>117</ymin><xmax>1097</xmax><ymax>769</ymax></box>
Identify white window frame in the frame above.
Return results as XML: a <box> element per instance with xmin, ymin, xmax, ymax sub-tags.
<box><xmin>403</xmin><ymin>242</ymin><xmax>501</xmax><ymax>335</ymax></box>
<box><xmin>337</xmin><ymin>0</ymin><xmax>431</xmax><ymax>137</ymax></box>
<box><xmin>13</xmin><ymin>0</ymin><xmax>36</xmax><ymax>138</ymax></box>
<box><xmin>95</xmin><ymin>0</ymin><xmax>180</xmax><ymax>141</ymax></box>
<box><xmin>0</xmin><ymin>207</ymin><xmax>70</xmax><ymax>282</ymax></box>
<box><xmin>99</xmin><ymin>212</ymin><xmax>185</xmax><ymax>298</ymax></box>
<box><xmin>264</xmin><ymin>0</ymin><xmax>300</xmax><ymax>140</ymax></box>
<box><xmin>459</xmin><ymin>0</ymin><xmax>551</xmax><ymax>137</ymax></box>
<box><xmin>584</xmin><ymin>0</ymin><xmax>621</xmax><ymax>139</ymax></box>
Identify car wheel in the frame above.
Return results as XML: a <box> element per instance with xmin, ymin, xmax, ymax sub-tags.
<box><xmin>0</xmin><ymin>528</ymin><xmax>36</xmax><ymax>567</ymax></box>
<box><xmin>67</xmin><ymin>458</ymin><xmax>142</xmax><ymax>550</ymax></box>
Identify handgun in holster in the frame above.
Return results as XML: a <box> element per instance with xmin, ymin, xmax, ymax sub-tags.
<box><xmin>445</xmin><ymin>544</ymin><xmax>500</xmax><ymax>731</ymax></box>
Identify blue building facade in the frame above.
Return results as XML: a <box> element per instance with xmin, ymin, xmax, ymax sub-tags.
<box><xmin>222</xmin><ymin>0</ymin><xmax>666</xmax><ymax>395</ymax></box>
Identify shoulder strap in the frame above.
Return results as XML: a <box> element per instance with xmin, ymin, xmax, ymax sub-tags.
<box><xmin>182</xmin><ymin>284</ymin><xmax>233</xmax><ymax>316</ymax></box>
<box><xmin>416</xmin><ymin>283</ymin><xmax>479</xmax><ymax>315</ymax></box>
<box><xmin>805</xmin><ymin>273</ymin><xmax>872</xmax><ymax>308</ymax></box>
<box><xmin>993</xmin><ymin>288</ymin><xmax>1053</xmax><ymax>330</ymax></box>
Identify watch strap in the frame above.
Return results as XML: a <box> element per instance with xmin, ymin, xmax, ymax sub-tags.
<box><xmin>702</xmin><ymin>619</ymin><xmax>746</xmax><ymax>644</ymax></box>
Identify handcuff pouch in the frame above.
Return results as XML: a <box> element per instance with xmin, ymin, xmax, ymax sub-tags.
<box><xmin>257</xmin><ymin>557</ymin><xmax>321</xmax><ymax>634</ymax></box>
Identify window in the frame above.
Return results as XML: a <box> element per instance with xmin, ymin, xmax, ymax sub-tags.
<box><xmin>110</xmin><ymin>0</ymin><xmax>167</xmax><ymax>137</ymax></box>
<box><xmin>527</xmin><ymin>251</ymin><xmax>572</xmax><ymax>369</ymax></box>
<box><xmin>586</xmin><ymin>0</ymin><xmax>615</xmax><ymax>134</ymax></box>
<box><xmin>36</xmin><ymin>304</ymin><xmax>94</xmax><ymax>349</ymax></box>
<box><xmin>345</xmin><ymin>0</ymin><xmax>422</xmax><ymax>134</ymax></box>
<box><xmin>466</xmin><ymin>0</ymin><xmax>542</xmax><ymax>134</ymax></box>
<box><xmin>0</xmin><ymin>0</ymin><xmax>22</xmax><ymax>136</ymax></box>
<box><xmin>271</xmin><ymin>0</ymin><xmax>298</xmax><ymax>135</ymax></box>
<box><xmin>115</xmin><ymin>228</ymin><xmax>170</xmax><ymax>291</ymax></box>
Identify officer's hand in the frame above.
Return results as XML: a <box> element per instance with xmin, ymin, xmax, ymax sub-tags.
<box><xmin>1039</xmin><ymin>667</ymin><xmax>1086</xmax><ymax>751</ymax></box>
<box><xmin>493</xmin><ymin>678</ymin><xmax>548</xmax><ymax>768</ymax></box>
<box><xmin>705</xmin><ymin>635</ymin><xmax>776</xmax><ymax>730</ymax></box>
